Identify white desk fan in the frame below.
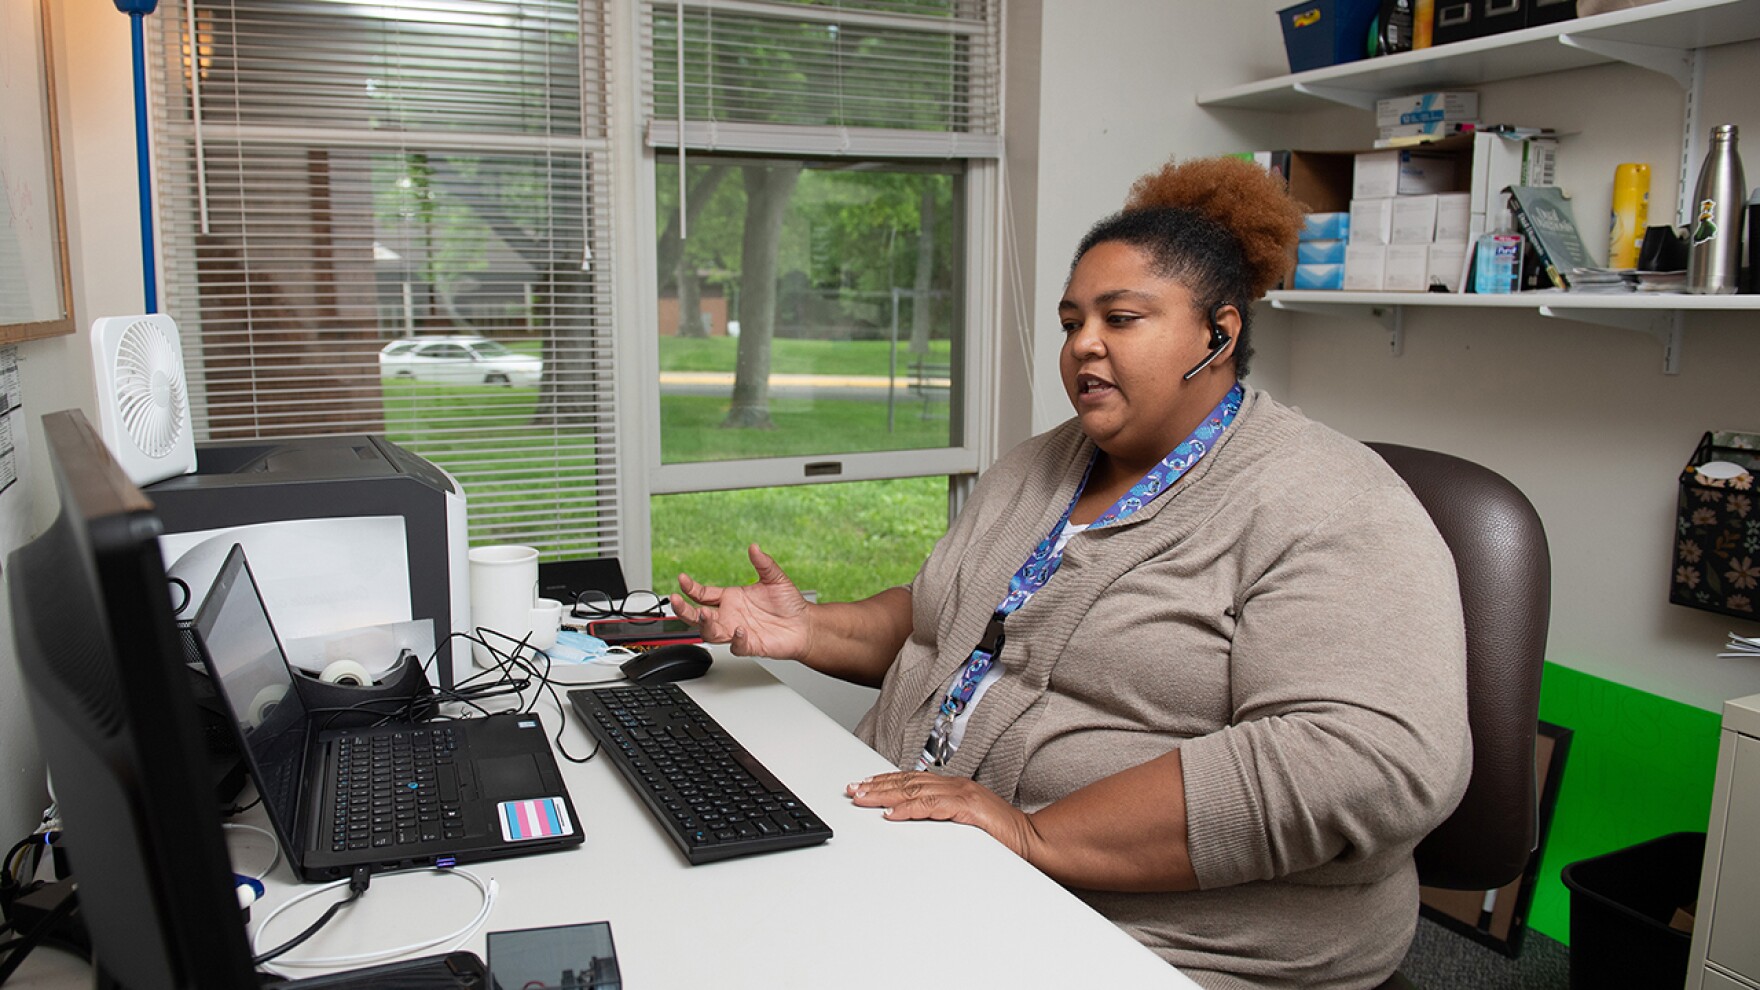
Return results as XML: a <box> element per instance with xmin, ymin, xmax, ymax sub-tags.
<box><xmin>90</xmin><ymin>314</ymin><xmax>197</xmax><ymax>485</ymax></box>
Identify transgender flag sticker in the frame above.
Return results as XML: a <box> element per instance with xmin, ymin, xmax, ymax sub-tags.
<box><xmin>498</xmin><ymin>797</ymin><xmax>576</xmax><ymax>842</ymax></box>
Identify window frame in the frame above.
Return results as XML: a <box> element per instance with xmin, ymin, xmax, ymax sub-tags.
<box><xmin>613</xmin><ymin>0</ymin><xmax>1003</xmax><ymax>585</ymax></box>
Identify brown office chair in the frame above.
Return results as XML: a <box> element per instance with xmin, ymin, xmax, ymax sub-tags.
<box><xmin>1366</xmin><ymin>443</ymin><xmax>1551</xmax><ymax>990</ymax></box>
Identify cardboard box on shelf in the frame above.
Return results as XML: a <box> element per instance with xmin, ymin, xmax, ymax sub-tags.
<box><xmin>1429</xmin><ymin>241</ymin><xmax>1470</xmax><ymax>292</ymax></box>
<box><xmin>1354</xmin><ymin>149</ymin><xmax>1460</xmax><ymax>198</ymax></box>
<box><xmin>1375</xmin><ymin>91</ymin><xmax>1479</xmax><ymax>130</ymax></box>
<box><xmin>1392</xmin><ymin>195</ymin><xmax>1440</xmax><ymax>243</ymax></box>
<box><xmin>1472</xmin><ymin>131</ymin><xmax>1559</xmax><ymax>219</ymax></box>
<box><xmin>1349</xmin><ymin>197</ymin><xmax>1395</xmax><ymax>245</ymax></box>
<box><xmin>1344</xmin><ymin>243</ymin><xmax>1387</xmax><ymax>290</ymax></box>
<box><xmin>1383</xmin><ymin>244</ymin><xmax>1433</xmax><ymax>291</ymax></box>
<box><xmin>1435</xmin><ymin>192</ymin><xmax>1473</xmax><ymax>242</ymax></box>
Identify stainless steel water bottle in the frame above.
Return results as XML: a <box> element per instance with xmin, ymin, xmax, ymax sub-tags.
<box><xmin>1687</xmin><ymin>124</ymin><xmax>1746</xmax><ymax>294</ymax></box>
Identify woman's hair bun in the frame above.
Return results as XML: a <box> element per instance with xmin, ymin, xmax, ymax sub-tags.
<box><xmin>1124</xmin><ymin>157</ymin><xmax>1306</xmax><ymax>300</ymax></box>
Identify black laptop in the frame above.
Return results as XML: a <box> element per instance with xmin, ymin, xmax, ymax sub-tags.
<box><xmin>192</xmin><ymin>544</ymin><xmax>583</xmax><ymax>882</ymax></box>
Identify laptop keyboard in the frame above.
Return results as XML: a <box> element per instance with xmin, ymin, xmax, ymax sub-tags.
<box><xmin>569</xmin><ymin>683</ymin><xmax>832</xmax><ymax>864</ymax></box>
<box><xmin>330</xmin><ymin>727</ymin><xmax>464</xmax><ymax>853</ymax></box>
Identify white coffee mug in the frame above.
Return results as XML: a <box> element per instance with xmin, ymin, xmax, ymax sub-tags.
<box><xmin>528</xmin><ymin>598</ymin><xmax>564</xmax><ymax>652</ymax></box>
<box><xmin>468</xmin><ymin>545</ymin><xmax>540</xmax><ymax>668</ymax></box>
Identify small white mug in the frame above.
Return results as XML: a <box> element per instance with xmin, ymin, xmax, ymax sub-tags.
<box><xmin>528</xmin><ymin>598</ymin><xmax>564</xmax><ymax>652</ymax></box>
<box><xmin>468</xmin><ymin>545</ymin><xmax>540</xmax><ymax>667</ymax></box>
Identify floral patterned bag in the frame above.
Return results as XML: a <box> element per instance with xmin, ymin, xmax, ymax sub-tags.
<box><xmin>1672</xmin><ymin>431</ymin><xmax>1760</xmax><ymax>618</ymax></box>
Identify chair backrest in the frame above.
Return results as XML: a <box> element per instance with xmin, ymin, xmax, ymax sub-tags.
<box><xmin>1368</xmin><ymin>442</ymin><xmax>1551</xmax><ymax>891</ymax></box>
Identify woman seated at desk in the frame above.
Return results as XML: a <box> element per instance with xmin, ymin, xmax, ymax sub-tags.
<box><xmin>671</xmin><ymin>157</ymin><xmax>1471</xmax><ymax>990</ymax></box>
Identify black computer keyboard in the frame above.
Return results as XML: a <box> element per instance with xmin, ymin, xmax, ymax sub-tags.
<box><xmin>568</xmin><ymin>683</ymin><xmax>832</xmax><ymax>864</ymax></box>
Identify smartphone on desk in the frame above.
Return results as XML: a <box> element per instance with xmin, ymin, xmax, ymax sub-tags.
<box><xmin>587</xmin><ymin>616</ymin><xmax>701</xmax><ymax>647</ymax></box>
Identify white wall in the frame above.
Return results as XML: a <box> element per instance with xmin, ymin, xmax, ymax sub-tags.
<box><xmin>1012</xmin><ymin>1</ymin><xmax>1760</xmax><ymax>712</ymax></box>
<box><xmin>0</xmin><ymin>2</ymin><xmax>148</xmax><ymax>843</ymax></box>
<box><xmin>1014</xmin><ymin>1</ymin><xmax>1293</xmax><ymax>452</ymax></box>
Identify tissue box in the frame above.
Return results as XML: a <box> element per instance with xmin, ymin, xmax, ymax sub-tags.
<box><xmin>1298</xmin><ymin>239</ymin><xmax>1349</xmax><ymax>264</ymax></box>
<box><xmin>1671</xmin><ymin>431</ymin><xmax>1760</xmax><ymax>619</ymax></box>
<box><xmin>1293</xmin><ymin>263</ymin><xmax>1346</xmax><ymax>289</ymax></box>
<box><xmin>1301</xmin><ymin>212</ymin><xmax>1351</xmax><ymax>241</ymax></box>
<box><xmin>1375</xmin><ymin>91</ymin><xmax>1480</xmax><ymax>129</ymax></box>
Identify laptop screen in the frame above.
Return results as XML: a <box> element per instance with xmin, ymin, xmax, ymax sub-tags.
<box><xmin>193</xmin><ymin>544</ymin><xmax>311</xmax><ymax>852</ymax></box>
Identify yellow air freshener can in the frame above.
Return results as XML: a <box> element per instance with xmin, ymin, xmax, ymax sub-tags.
<box><xmin>1609</xmin><ymin>162</ymin><xmax>1650</xmax><ymax>269</ymax></box>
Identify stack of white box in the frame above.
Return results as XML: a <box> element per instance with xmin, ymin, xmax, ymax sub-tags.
<box><xmin>1344</xmin><ymin>151</ymin><xmax>1470</xmax><ymax>292</ymax></box>
<box><xmin>1469</xmin><ymin>130</ymin><xmax>1559</xmax><ymax>247</ymax></box>
<box><xmin>1375</xmin><ymin>92</ymin><xmax>1478</xmax><ymax>146</ymax></box>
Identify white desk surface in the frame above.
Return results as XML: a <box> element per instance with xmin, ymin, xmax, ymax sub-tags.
<box><xmin>216</xmin><ymin>653</ymin><xmax>1197</xmax><ymax>988</ymax></box>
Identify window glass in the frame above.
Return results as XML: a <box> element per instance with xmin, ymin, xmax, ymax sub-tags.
<box><xmin>150</xmin><ymin>0</ymin><xmax>619</xmax><ymax>562</ymax></box>
<box><xmin>651</xmin><ymin>477</ymin><xmax>948</xmax><ymax>602</ymax></box>
<box><xmin>656</xmin><ymin>155</ymin><xmax>961</xmax><ymax>465</ymax></box>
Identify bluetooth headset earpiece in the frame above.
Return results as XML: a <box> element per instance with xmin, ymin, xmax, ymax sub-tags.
<box><xmin>1183</xmin><ymin>303</ymin><xmax>1234</xmax><ymax>381</ymax></box>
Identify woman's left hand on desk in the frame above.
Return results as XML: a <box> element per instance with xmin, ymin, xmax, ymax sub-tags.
<box><xmin>846</xmin><ymin>772</ymin><xmax>1036</xmax><ymax>859</ymax></box>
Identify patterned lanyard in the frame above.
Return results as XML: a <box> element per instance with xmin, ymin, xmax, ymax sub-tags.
<box><xmin>919</xmin><ymin>382</ymin><xmax>1244</xmax><ymax>768</ymax></box>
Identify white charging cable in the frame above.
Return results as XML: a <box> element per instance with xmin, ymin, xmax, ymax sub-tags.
<box><xmin>252</xmin><ymin>867</ymin><xmax>497</xmax><ymax>976</ymax></box>
<box><xmin>222</xmin><ymin>822</ymin><xmax>282</xmax><ymax>881</ymax></box>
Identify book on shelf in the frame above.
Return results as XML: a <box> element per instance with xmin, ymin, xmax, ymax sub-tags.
<box><xmin>1506</xmin><ymin>185</ymin><xmax>1598</xmax><ymax>291</ymax></box>
<box><xmin>1718</xmin><ymin>632</ymin><xmax>1760</xmax><ymax>659</ymax></box>
<box><xmin>1568</xmin><ymin>267</ymin><xmax>1638</xmax><ymax>293</ymax></box>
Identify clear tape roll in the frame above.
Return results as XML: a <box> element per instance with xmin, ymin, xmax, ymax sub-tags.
<box><xmin>319</xmin><ymin>659</ymin><xmax>373</xmax><ymax>687</ymax></box>
<box><xmin>248</xmin><ymin>685</ymin><xmax>288</xmax><ymax>728</ymax></box>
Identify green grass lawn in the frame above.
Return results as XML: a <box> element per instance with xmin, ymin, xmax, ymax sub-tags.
<box><xmin>651</xmin><ymin>477</ymin><xmax>947</xmax><ymax>602</ymax></box>
<box><xmin>661</xmin><ymin>394</ymin><xmax>949</xmax><ymax>461</ymax></box>
<box><xmin>381</xmin><ymin>374</ymin><xmax>954</xmax><ymax>598</ymax></box>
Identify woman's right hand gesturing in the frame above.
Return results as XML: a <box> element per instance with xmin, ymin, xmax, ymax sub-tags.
<box><xmin>670</xmin><ymin>543</ymin><xmax>814</xmax><ymax>661</ymax></box>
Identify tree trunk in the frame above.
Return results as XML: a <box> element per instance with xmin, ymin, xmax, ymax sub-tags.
<box><xmin>676</xmin><ymin>253</ymin><xmax>708</xmax><ymax>338</ymax></box>
<box><xmin>723</xmin><ymin>163</ymin><xmax>800</xmax><ymax>429</ymax></box>
<box><xmin>656</xmin><ymin>164</ymin><xmax>732</xmax><ymax>292</ymax></box>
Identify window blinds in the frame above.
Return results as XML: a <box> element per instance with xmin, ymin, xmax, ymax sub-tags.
<box><xmin>644</xmin><ymin>0</ymin><xmax>1002</xmax><ymax>158</ymax></box>
<box><xmin>148</xmin><ymin>0</ymin><xmax>620</xmax><ymax>559</ymax></box>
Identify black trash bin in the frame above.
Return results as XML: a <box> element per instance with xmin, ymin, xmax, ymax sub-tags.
<box><xmin>1561</xmin><ymin>831</ymin><xmax>1706</xmax><ymax>990</ymax></box>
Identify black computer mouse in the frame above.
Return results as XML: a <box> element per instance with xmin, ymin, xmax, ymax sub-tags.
<box><xmin>621</xmin><ymin>643</ymin><xmax>713</xmax><ymax>685</ymax></box>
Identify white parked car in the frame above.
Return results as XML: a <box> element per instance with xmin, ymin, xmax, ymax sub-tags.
<box><xmin>378</xmin><ymin>336</ymin><xmax>542</xmax><ymax>387</ymax></box>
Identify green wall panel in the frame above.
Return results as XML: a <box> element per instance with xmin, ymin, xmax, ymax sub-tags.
<box><xmin>1528</xmin><ymin>662</ymin><xmax>1723</xmax><ymax>944</ymax></box>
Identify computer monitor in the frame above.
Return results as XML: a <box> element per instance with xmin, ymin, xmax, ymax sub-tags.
<box><xmin>7</xmin><ymin>409</ymin><xmax>259</xmax><ymax>988</ymax></box>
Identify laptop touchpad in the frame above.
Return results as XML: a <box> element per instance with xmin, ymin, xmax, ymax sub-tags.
<box><xmin>478</xmin><ymin>754</ymin><xmax>544</xmax><ymax>797</ymax></box>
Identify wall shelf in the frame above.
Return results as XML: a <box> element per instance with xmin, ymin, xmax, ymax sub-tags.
<box><xmin>1196</xmin><ymin>0</ymin><xmax>1760</xmax><ymax>112</ymax></box>
<box><xmin>1266</xmin><ymin>291</ymin><xmax>1760</xmax><ymax>374</ymax></box>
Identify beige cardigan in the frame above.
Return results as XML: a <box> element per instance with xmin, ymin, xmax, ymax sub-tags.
<box><xmin>856</xmin><ymin>389</ymin><xmax>1471</xmax><ymax>990</ymax></box>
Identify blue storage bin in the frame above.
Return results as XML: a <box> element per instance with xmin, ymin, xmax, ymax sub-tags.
<box><xmin>1278</xmin><ymin>0</ymin><xmax>1379</xmax><ymax>73</ymax></box>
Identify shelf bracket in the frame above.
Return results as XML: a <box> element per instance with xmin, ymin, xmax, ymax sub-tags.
<box><xmin>1557</xmin><ymin>33</ymin><xmax>1692</xmax><ymax>89</ymax></box>
<box><xmin>1291</xmin><ymin>81</ymin><xmax>1381</xmax><ymax>110</ymax></box>
<box><xmin>1271</xmin><ymin>300</ymin><xmax>1404</xmax><ymax>356</ymax></box>
<box><xmin>1538</xmin><ymin>305</ymin><xmax>1683</xmax><ymax>374</ymax></box>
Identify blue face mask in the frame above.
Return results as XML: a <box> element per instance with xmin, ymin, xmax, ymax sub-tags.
<box><xmin>548</xmin><ymin>628</ymin><xmax>621</xmax><ymax>664</ymax></box>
